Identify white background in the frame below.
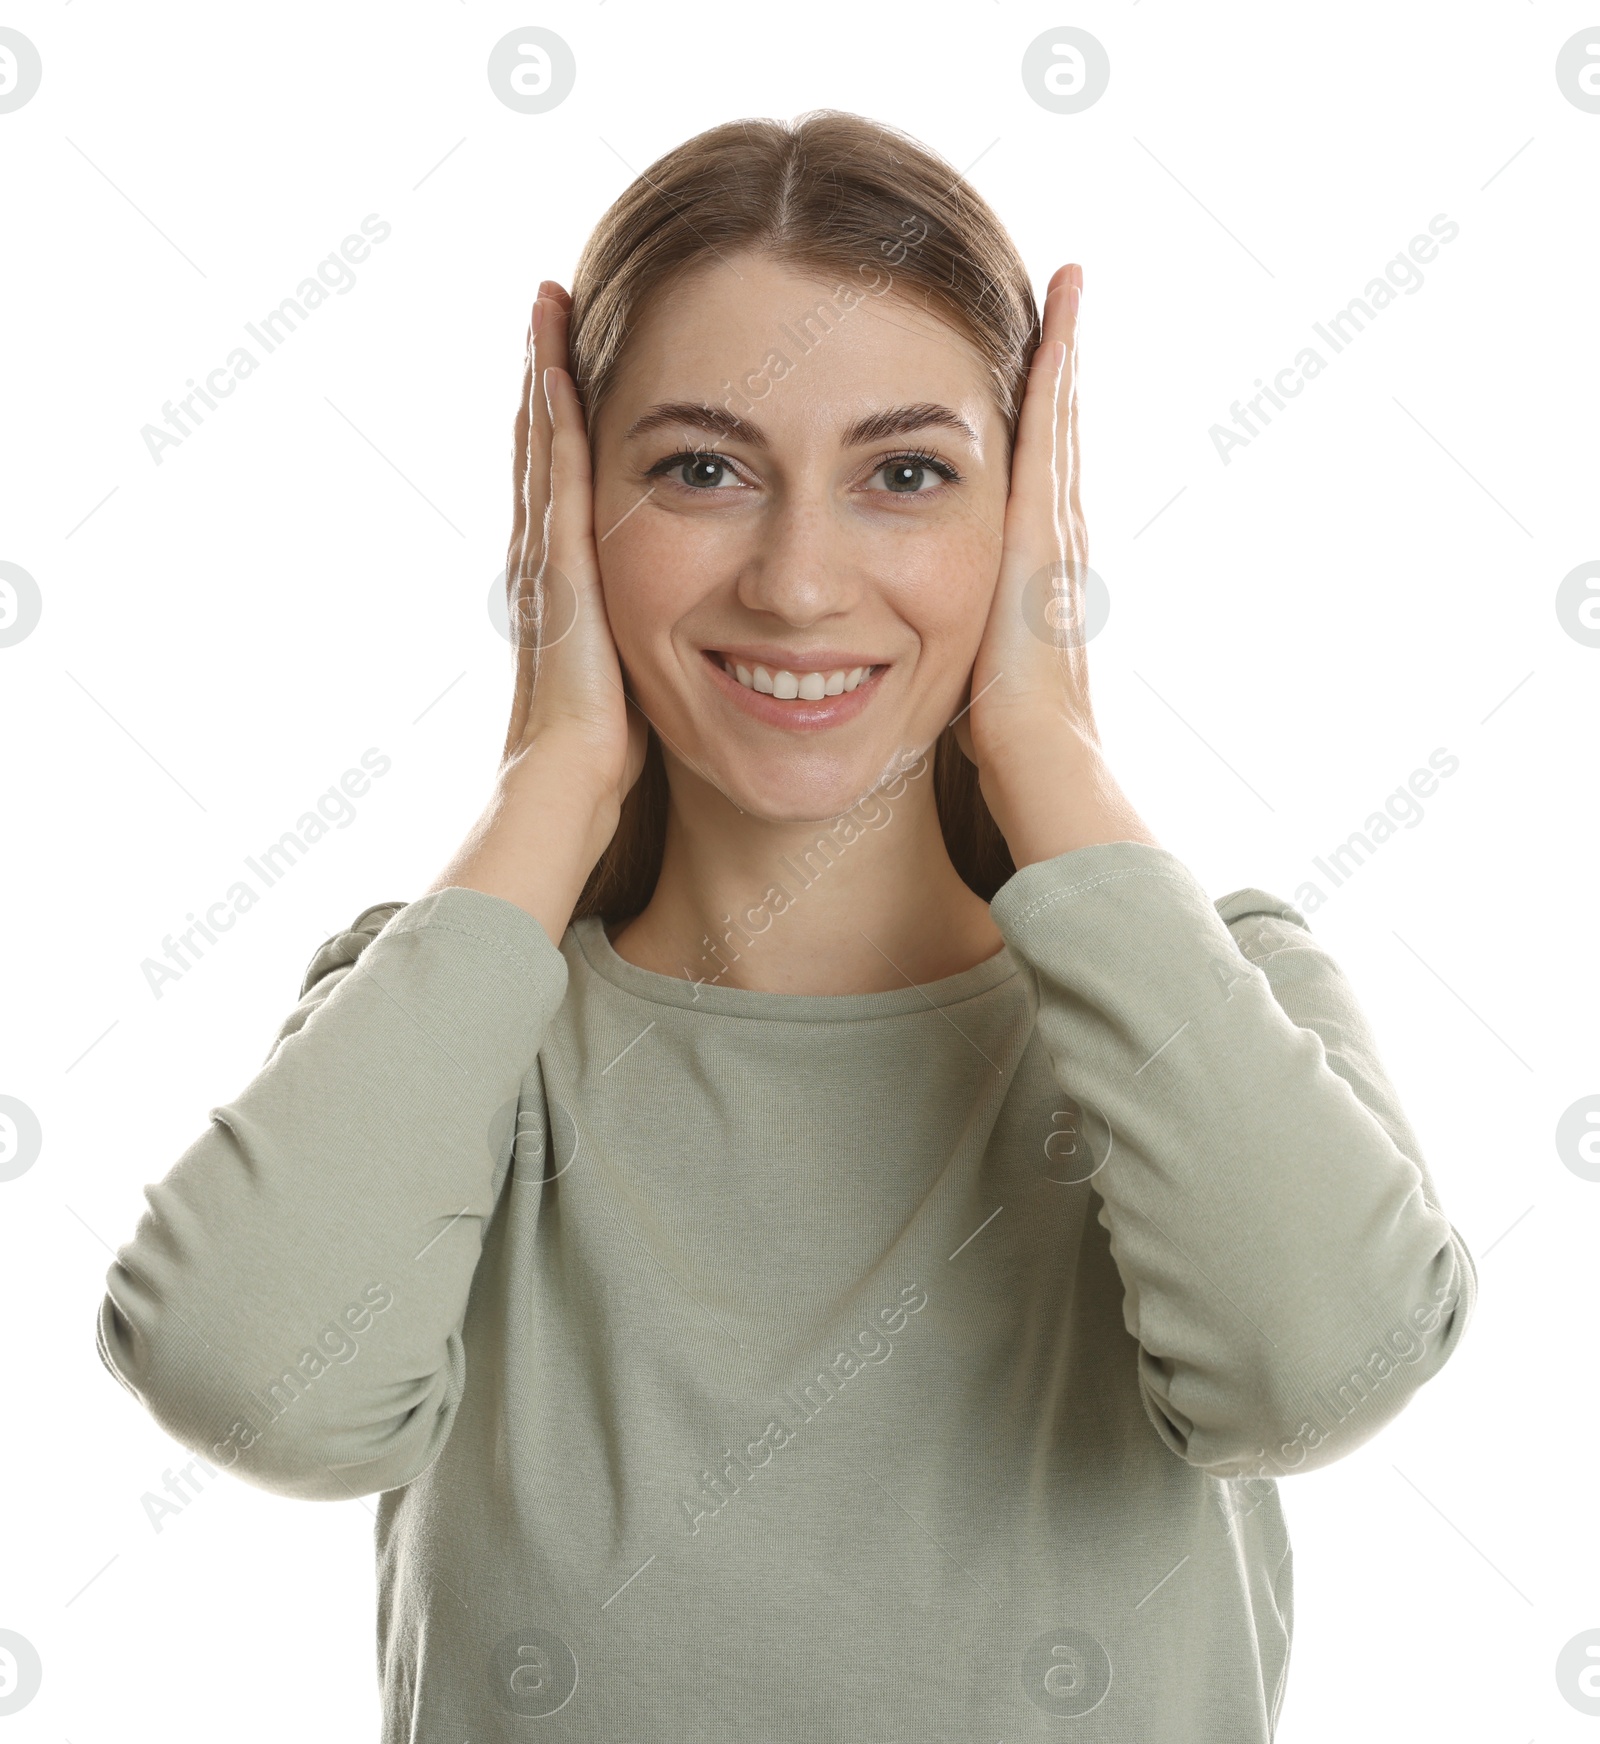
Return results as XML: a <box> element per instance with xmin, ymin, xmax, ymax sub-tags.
<box><xmin>2</xmin><ymin>2</ymin><xmax>1596</xmax><ymax>1738</ymax></box>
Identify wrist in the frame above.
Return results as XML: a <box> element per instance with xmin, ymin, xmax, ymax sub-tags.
<box><xmin>981</xmin><ymin>732</ymin><xmax>1160</xmax><ymax>869</ymax></box>
<box><xmin>426</xmin><ymin>735</ymin><xmax>623</xmax><ymax>945</ymax></box>
<box><xmin>503</xmin><ymin>731</ymin><xmax>624</xmax><ymax>866</ymax></box>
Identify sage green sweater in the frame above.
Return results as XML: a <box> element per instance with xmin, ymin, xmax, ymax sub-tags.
<box><xmin>97</xmin><ymin>839</ymin><xmax>1475</xmax><ymax>1740</ymax></box>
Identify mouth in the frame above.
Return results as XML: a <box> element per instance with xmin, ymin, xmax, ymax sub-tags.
<box><xmin>701</xmin><ymin>649</ymin><xmax>887</xmax><ymax>730</ymax></box>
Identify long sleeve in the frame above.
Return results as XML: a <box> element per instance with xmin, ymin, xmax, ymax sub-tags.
<box><xmin>989</xmin><ymin>839</ymin><xmax>1477</xmax><ymax>1480</ymax></box>
<box><xmin>96</xmin><ymin>886</ymin><xmax>568</xmax><ymax>1501</ymax></box>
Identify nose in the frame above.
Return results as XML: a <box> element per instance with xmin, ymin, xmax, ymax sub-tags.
<box><xmin>734</xmin><ymin>490</ymin><xmax>864</xmax><ymax>628</ymax></box>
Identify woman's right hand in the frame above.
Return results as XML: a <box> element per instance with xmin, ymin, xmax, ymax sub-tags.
<box><xmin>502</xmin><ymin>281</ymin><xmax>646</xmax><ymax>794</ymax></box>
<box><xmin>423</xmin><ymin>280</ymin><xmax>648</xmax><ymax>942</ymax></box>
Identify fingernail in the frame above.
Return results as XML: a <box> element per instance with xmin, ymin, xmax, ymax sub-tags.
<box><xmin>1067</xmin><ymin>264</ymin><xmax>1083</xmax><ymax>292</ymax></box>
<box><xmin>531</xmin><ymin>299</ymin><xmax>546</xmax><ymax>338</ymax></box>
<box><xmin>538</xmin><ymin>279</ymin><xmax>562</xmax><ymax>300</ymax></box>
<box><xmin>1069</xmin><ymin>284</ymin><xmax>1081</xmax><ymax>318</ymax></box>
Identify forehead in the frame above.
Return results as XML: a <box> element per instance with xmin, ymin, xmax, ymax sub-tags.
<box><xmin>602</xmin><ymin>252</ymin><xmax>1002</xmax><ymax>442</ymax></box>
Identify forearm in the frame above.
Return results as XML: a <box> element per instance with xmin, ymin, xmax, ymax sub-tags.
<box><xmin>991</xmin><ymin>841</ymin><xmax>1475</xmax><ymax>1477</ymax></box>
<box><xmin>422</xmin><ymin>730</ymin><xmax>621</xmax><ymax>946</ymax></box>
<box><xmin>97</xmin><ymin>886</ymin><xmax>568</xmax><ymax>1498</ymax></box>
<box><xmin>982</xmin><ymin>728</ymin><xmax>1162</xmax><ymax>866</ymax></box>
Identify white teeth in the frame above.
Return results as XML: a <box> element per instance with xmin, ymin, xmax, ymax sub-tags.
<box><xmin>720</xmin><ymin>656</ymin><xmax>875</xmax><ymax>699</ymax></box>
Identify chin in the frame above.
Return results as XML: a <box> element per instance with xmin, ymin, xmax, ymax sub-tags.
<box><xmin>679</xmin><ymin>728</ymin><xmax>944</xmax><ymax>828</ymax></box>
<box><xmin>694</xmin><ymin>748</ymin><xmax>895</xmax><ymax>825</ymax></box>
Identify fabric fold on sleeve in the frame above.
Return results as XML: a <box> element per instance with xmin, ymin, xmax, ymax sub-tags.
<box><xmin>989</xmin><ymin>839</ymin><xmax>1476</xmax><ymax>1479</ymax></box>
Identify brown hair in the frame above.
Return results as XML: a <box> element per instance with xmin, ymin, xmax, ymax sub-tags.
<box><xmin>559</xmin><ymin>109</ymin><xmax>1041</xmax><ymax>922</ymax></box>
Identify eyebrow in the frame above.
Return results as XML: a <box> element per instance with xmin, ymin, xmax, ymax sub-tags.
<box><xmin>621</xmin><ymin>400</ymin><xmax>980</xmax><ymax>449</ymax></box>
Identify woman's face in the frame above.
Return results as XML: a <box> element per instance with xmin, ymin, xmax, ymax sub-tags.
<box><xmin>589</xmin><ymin>251</ymin><xmax>1012</xmax><ymax>822</ymax></box>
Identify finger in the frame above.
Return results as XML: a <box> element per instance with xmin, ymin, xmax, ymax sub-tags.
<box><xmin>1005</xmin><ymin>322</ymin><xmax>1066</xmax><ymax>538</ymax></box>
<box><xmin>525</xmin><ymin>283</ymin><xmax>572</xmax><ymax>489</ymax></box>
<box><xmin>504</xmin><ymin>330</ymin><xmax>541</xmax><ymax>751</ymax></box>
<box><xmin>1050</xmin><ymin>270</ymin><xmax>1091</xmax><ymax>703</ymax></box>
<box><xmin>507</xmin><ymin>293</ymin><xmax>556</xmax><ymax>713</ymax></box>
<box><xmin>537</xmin><ymin>278</ymin><xmax>573</xmax><ymax>380</ymax></box>
<box><xmin>1055</xmin><ymin>265</ymin><xmax>1080</xmax><ymax>418</ymax></box>
<box><xmin>510</xmin><ymin>290</ymin><xmax>559</xmax><ymax>557</ymax></box>
<box><xmin>523</xmin><ymin>282</ymin><xmax>573</xmax><ymax>554</ymax></box>
<box><xmin>543</xmin><ymin>364</ymin><xmax>596</xmax><ymax>578</ymax></box>
<box><xmin>508</xmin><ymin>300</ymin><xmax>541</xmax><ymax>572</ymax></box>
<box><xmin>1065</xmin><ymin>311</ymin><xmax>1082</xmax><ymax>538</ymax></box>
<box><xmin>506</xmin><ymin>284</ymin><xmax>566</xmax><ymax>750</ymax></box>
<box><xmin>1041</xmin><ymin>267</ymin><xmax>1078</xmax><ymax>424</ymax></box>
<box><xmin>503</xmin><ymin>294</ymin><xmax>552</xmax><ymax>756</ymax></box>
<box><xmin>1059</xmin><ymin>268</ymin><xmax>1085</xmax><ymax>564</ymax></box>
<box><xmin>526</xmin><ymin>291</ymin><xmax>560</xmax><ymax>514</ymax></box>
<box><xmin>1038</xmin><ymin>267</ymin><xmax>1084</xmax><ymax>557</ymax></box>
<box><xmin>505</xmin><ymin>284</ymin><xmax>582</xmax><ymax>750</ymax></box>
<box><xmin>513</xmin><ymin>285</ymin><xmax>574</xmax><ymax>599</ymax></box>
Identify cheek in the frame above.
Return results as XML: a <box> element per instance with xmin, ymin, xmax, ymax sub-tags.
<box><xmin>886</xmin><ymin>521</ymin><xmax>999</xmax><ymax>649</ymax></box>
<box><xmin>594</xmin><ymin>509</ymin><xmax>722</xmax><ymax>662</ymax></box>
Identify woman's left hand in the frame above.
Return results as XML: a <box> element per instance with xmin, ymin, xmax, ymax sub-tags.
<box><xmin>954</xmin><ymin>263</ymin><xmax>1162</xmax><ymax>868</ymax></box>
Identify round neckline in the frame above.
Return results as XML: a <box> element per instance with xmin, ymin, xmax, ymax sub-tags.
<box><xmin>568</xmin><ymin>914</ymin><xmax>1020</xmax><ymax>1022</ymax></box>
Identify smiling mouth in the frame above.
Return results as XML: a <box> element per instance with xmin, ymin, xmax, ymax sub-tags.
<box><xmin>710</xmin><ymin>653</ymin><xmax>880</xmax><ymax>701</ymax></box>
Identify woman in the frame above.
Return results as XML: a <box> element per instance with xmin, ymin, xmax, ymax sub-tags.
<box><xmin>98</xmin><ymin>111</ymin><xmax>1476</xmax><ymax>1739</ymax></box>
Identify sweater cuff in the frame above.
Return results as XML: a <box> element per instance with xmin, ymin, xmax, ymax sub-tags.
<box><xmin>990</xmin><ymin>840</ymin><xmax>1212</xmax><ymax>938</ymax></box>
<box><xmin>303</xmin><ymin>885</ymin><xmax>572</xmax><ymax>1036</ymax></box>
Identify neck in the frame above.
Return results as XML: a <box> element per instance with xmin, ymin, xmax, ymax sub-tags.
<box><xmin>607</xmin><ymin>751</ymin><xmax>1005</xmax><ymax>995</ymax></box>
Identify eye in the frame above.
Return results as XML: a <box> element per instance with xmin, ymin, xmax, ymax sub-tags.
<box><xmin>866</xmin><ymin>449</ymin><xmax>962</xmax><ymax>494</ymax></box>
<box><xmin>647</xmin><ymin>449</ymin><xmax>743</xmax><ymax>490</ymax></box>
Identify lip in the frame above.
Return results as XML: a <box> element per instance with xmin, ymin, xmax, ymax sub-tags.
<box><xmin>700</xmin><ymin>648</ymin><xmax>886</xmax><ymax>731</ymax></box>
<box><xmin>708</xmin><ymin>644</ymin><xmax>891</xmax><ymax>671</ymax></box>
